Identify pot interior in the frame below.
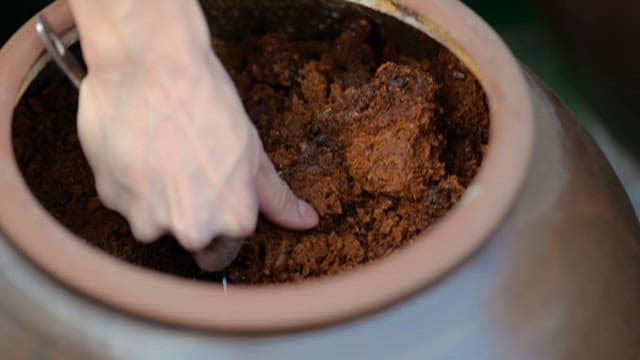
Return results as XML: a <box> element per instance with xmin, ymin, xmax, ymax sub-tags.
<box><xmin>13</xmin><ymin>0</ymin><xmax>489</xmax><ymax>285</ymax></box>
<box><xmin>1</xmin><ymin>0</ymin><xmax>532</xmax><ymax>331</ymax></box>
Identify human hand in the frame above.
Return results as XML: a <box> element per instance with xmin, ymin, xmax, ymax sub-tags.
<box><xmin>73</xmin><ymin>12</ymin><xmax>318</xmax><ymax>271</ymax></box>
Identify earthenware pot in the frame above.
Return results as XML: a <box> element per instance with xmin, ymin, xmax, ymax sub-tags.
<box><xmin>1</xmin><ymin>1</ymin><xmax>639</xmax><ymax>358</ymax></box>
<box><xmin>537</xmin><ymin>0</ymin><xmax>640</xmax><ymax>159</ymax></box>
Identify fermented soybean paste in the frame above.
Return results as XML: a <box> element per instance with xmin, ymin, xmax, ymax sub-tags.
<box><xmin>12</xmin><ymin>18</ymin><xmax>489</xmax><ymax>284</ymax></box>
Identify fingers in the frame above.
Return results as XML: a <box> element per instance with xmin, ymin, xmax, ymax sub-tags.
<box><xmin>169</xmin><ymin>165</ymin><xmax>258</xmax><ymax>251</ymax></box>
<box><xmin>256</xmin><ymin>152</ymin><xmax>319</xmax><ymax>230</ymax></box>
<box><xmin>128</xmin><ymin>200</ymin><xmax>164</xmax><ymax>243</ymax></box>
<box><xmin>193</xmin><ymin>237</ymin><xmax>244</xmax><ymax>272</ymax></box>
<box><xmin>129</xmin><ymin>218</ymin><xmax>163</xmax><ymax>243</ymax></box>
<box><xmin>75</xmin><ymin>68</ymin><xmax>264</xmax><ymax>274</ymax></box>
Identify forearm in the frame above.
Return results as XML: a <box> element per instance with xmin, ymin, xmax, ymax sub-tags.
<box><xmin>68</xmin><ymin>0</ymin><xmax>211</xmax><ymax>72</ymax></box>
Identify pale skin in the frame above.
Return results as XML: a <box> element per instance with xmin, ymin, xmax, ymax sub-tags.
<box><xmin>68</xmin><ymin>0</ymin><xmax>319</xmax><ymax>271</ymax></box>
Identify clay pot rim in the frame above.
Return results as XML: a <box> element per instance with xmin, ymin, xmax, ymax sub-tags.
<box><xmin>0</xmin><ymin>0</ymin><xmax>533</xmax><ymax>332</ymax></box>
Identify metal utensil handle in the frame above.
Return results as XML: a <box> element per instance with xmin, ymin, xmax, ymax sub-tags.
<box><xmin>35</xmin><ymin>14</ymin><xmax>86</xmax><ymax>89</ymax></box>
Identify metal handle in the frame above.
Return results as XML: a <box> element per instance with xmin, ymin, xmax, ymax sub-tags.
<box><xmin>35</xmin><ymin>14</ymin><xmax>86</xmax><ymax>89</ymax></box>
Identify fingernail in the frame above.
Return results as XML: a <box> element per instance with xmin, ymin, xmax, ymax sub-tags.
<box><xmin>297</xmin><ymin>199</ymin><xmax>318</xmax><ymax>221</ymax></box>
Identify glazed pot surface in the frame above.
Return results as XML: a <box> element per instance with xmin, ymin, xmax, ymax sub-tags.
<box><xmin>0</xmin><ymin>0</ymin><xmax>639</xmax><ymax>359</ymax></box>
<box><xmin>1</xmin><ymin>72</ymin><xmax>639</xmax><ymax>359</ymax></box>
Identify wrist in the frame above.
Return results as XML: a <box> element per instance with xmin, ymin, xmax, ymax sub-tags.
<box><xmin>69</xmin><ymin>0</ymin><xmax>211</xmax><ymax>74</ymax></box>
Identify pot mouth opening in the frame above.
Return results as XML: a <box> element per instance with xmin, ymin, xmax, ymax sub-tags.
<box><xmin>0</xmin><ymin>0</ymin><xmax>533</xmax><ymax>332</ymax></box>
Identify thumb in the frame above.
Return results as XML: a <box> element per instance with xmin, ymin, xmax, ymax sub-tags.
<box><xmin>193</xmin><ymin>237</ymin><xmax>244</xmax><ymax>272</ymax></box>
<box><xmin>256</xmin><ymin>152</ymin><xmax>319</xmax><ymax>230</ymax></box>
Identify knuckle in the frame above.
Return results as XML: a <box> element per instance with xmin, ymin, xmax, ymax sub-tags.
<box><xmin>94</xmin><ymin>177</ymin><xmax>113</xmax><ymax>204</ymax></box>
<box><xmin>130</xmin><ymin>220</ymin><xmax>160</xmax><ymax>243</ymax></box>
<box><xmin>128</xmin><ymin>202</ymin><xmax>162</xmax><ymax>243</ymax></box>
<box><xmin>172</xmin><ymin>217</ymin><xmax>212</xmax><ymax>251</ymax></box>
<box><xmin>223</xmin><ymin>210</ymin><xmax>257</xmax><ymax>239</ymax></box>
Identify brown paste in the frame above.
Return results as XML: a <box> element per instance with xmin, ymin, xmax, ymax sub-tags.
<box><xmin>12</xmin><ymin>18</ymin><xmax>489</xmax><ymax>284</ymax></box>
